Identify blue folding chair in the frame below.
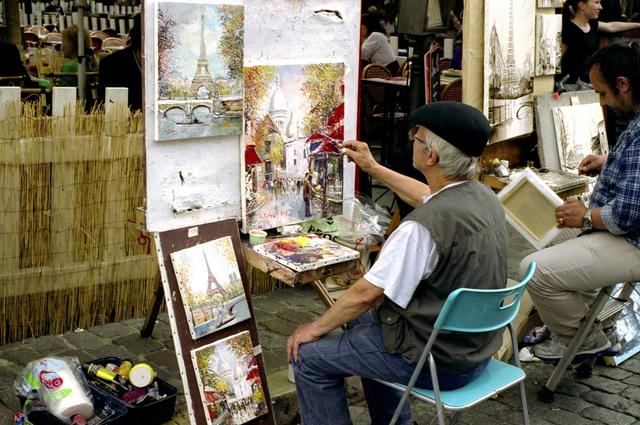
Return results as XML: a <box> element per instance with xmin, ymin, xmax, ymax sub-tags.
<box><xmin>376</xmin><ymin>261</ymin><xmax>536</xmax><ymax>425</ymax></box>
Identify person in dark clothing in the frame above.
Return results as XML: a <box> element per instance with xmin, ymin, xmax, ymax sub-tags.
<box><xmin>560</xmin><ymin>0</ymin><xmax>640</xmax><ymax>83</ymax></box>
<box><xmin>0</xmin><ymin>42</ymin><xmax>29</xmax><ymax>79</ymax></box>
<box><xmin>98</xmin><ymin>14</ymin><xmax>142</xmax><ymax>110</ymax></box>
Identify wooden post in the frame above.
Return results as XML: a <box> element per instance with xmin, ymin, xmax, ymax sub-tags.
<box><xmin>0</xmin><ymin>87</ymin><xmax>21</xmax><ymax>122</ymax></box>
<box><xmin>105</xmin><ymin>87</ymin><xmax>129</xmax><ymax>136</ymax></box>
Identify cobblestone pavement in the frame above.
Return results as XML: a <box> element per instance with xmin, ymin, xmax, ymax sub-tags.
<box><xmin>1</xmin><ymin>228</ymin><xmax>639</xmax><ymax>424</ymax></box>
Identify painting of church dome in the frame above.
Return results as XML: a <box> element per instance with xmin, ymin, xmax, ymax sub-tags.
<box><xmin>242</xmin><ymin>62</ymin><xmax>345</xmax><ymax>232</ymax></box>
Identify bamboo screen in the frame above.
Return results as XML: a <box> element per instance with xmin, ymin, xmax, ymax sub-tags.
<box><xmin>0</xmin><ymin>100</ymin><xmax>158</xmax><ymax>344</ymax></box>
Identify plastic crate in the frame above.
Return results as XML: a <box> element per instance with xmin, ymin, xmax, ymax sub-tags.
<box><xmin>19</xmin><ymin>387</ymin><xmax>128</xmax><ymax>425</ymax></box>
<box><xmin>84</xmin><ymin>357</ymin><xmax>178</xmax><ymax>425</ymax></box>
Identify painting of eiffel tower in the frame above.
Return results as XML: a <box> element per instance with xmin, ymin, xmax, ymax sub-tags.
<box><xmin>171</xmin><ymin>236</ymin><xmax>250</xmax><ymax>339</ymax></box>
<box><xmin>484</xmin><ymin>0</ymin><xmax>535</xmax><ymax>143</ymax></box>
<box><xmin>156</xmin><ymin>2</ymin><xmax>244</xmax><ymax>142</ymax></box>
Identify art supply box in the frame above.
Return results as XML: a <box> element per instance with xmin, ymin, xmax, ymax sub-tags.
<box><xmin>84</xmin><ymin>357</ymin><xmax>178</xmax><ymax>425</ymax></box>
<box><xmin>19</xmin><ymin>387</ymin><xmax>128</xmax><ymax>425</ymax></box>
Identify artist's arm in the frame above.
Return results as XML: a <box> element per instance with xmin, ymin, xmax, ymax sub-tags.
<box><xmin>343</xmin><ymin>139</ymin><xmax>431</xmax><ymax>207</ymax></box>
<box><xmin>555</xmin><ymin>200</ymin><xmax>606</xmax><ymax>230</ymax></box>
<box><xmin>598</xmin><ymin>20</ymin><xmax>640</xmax><ymax>33</ymax></box>
<box><xmin>287</xmin><ymin>277</ymin><xmax>383</xmax><ymax>362</ymax></box>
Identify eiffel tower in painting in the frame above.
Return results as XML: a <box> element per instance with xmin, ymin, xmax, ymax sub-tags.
<box><xmin>190</xmin><ymin>12</ymin><xmax>215</xmax><ymax>96</ymax></box>
<box><xmin>203</xmin><ymin>252</ymin><xmax>226</xmax><ymax>295</ymax></box>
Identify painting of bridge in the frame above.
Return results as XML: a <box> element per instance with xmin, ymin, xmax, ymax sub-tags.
<box><xmin>242</xmin><ymin>63</ymin><xmax>345</xmax><ymax>232</ymax></box>
<box><xmin>484</xmin><ymin>0</ymin><xmax>535</xmax><ymax>143</ymax></box>
<box><xmin>170</xmin><ymin>236</ymin><xmax>250</xmax><ymax>340</ymax></box>
<box><xmin>156</xmin><ymin>1</ymin><xmax>243</xmax><ymax>141</ymax></box>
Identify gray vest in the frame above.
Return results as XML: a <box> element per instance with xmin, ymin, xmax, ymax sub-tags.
<box><xmin>373</xmin><ymin>180</ymin><xmax>508</xmax><ymax>373</ymax></box>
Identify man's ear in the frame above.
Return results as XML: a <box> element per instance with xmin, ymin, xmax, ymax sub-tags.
<box><xmin>616</xmin><ymin>76</ymin><xmax>631</xmax><ymax>94</ymax></box>
<box><xmin>426</xmin><ymin>149</ymin><xmax>438</xmax><ymax>166</ymax></box>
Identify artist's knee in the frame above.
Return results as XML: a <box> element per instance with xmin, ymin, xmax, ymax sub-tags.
<box><xmin>519</xmin><ymin>251</ymin><xmax>552</xmax><ymax>294</ymax></box>
<box><xmin>291</xmin><ymin>341</ymin><xmax>322</xmax><ymax>378</ymax></box>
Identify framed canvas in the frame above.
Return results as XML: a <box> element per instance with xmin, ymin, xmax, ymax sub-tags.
<box><xmin>0</xmin><ymin>0</ymin><xmax>5</xmax><ymax>28</ymax></box>
<box><xmin>484</xmin><ymin>0</ymin><xmax>536</xmax><ymax>143</ymax></box>
<box><xmin>535</xmin><ymin>14</ymin><xmax>562</xmax><ymax>77</ymax></box>
<box><xmin>242</xmin><ymin>62</ymin><xmax>345</xmax><ymax>232</ymax></box>
<box><xmin>551</xmin><ymin>103</ymin><xmax>609</xmax><ymax>172</ymax></box>
<box><xmin>170</xmin><ymin>236</ymin><xmax>251</xmax><ymax>340</ymax></box>
<box><xmin>155</xmin><ymin>1</ymin><xmax>243</xmax><ymax>141</ymax></box>
<box><xmin>497</xmin><ymin>168</ymin><xmax>563</xmax><ymax>249</ymax></box>
<box><xmin>191</xmin><ymin>331</ymin><xmax>269</xmax><ymax>425</ymax></box>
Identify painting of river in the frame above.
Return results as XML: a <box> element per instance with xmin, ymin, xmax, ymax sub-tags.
<box><xmin>156</xmin><ymin>1</ymin><xmax>243</xmax><ymax>141</ymax></box>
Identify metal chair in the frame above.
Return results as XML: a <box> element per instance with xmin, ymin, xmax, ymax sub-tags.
<box><xmin>100</xmin><ymin>28</ymin><xmax>118</xmax><ymax>38</ymax></box>
<box><xmin>375</xmin><ymin>262</ymin><xmax>537</xmax><ymax>425</ymax></box>
<box><xmin>42</xmin><ymin>32</ymin><xmax>63</xmax><ymax>47</ymax></box>
<box><xmin>23</xmin><ymin>31</ymin><xmax>41</xmax><ymax>50</ymax></box>
<box><xmin>27</xmin><ymin>25</ymin><xmax>49</xmax><ymax>38</ymax></box>
<box><xmin>440</xmin><ymin>78</ymin><xmax>462</xmax><ymax>102</ymax></box>
<box><xmin>439</xmin><ymin>57</ymin><xmax>453</xmax><ymax>71</ymax></box>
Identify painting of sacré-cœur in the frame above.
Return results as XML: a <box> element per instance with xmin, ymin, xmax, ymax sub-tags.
<box><xmin>156</xmin><ymin>2</ymin><xmax>243</xmax><ymax>141</ymax></box>
<box><xmin>243</xmin><ymin>63</ymin><xmax>345</xmax><ymax>232</ymax></box>
<box><xmin>170</xmin><ymin>236</ymin><xmax>250</xmax><ymax>340</ymax></box>
<box><xmin>191</xmin><ymin>331</ymin><xmax>269</xmax><ymax>425</ymax></box>
<box><xmin>485</xmin><ymin>0</ymin><xmax>535</xmax><ymax>143</ymax></box>
<box><xmin>535</xmin><ymin>14</ymin><xmax>562</xmax><ymax>76</ymax></box>
<box><xmin>551</xmin><ymin>103</ymin><xmax>609</xmax><ymax>172</ymax></box>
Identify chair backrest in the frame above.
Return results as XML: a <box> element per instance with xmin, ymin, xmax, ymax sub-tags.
<box><xmin>362</xmin><ymin>63</ymin><xmax>392</xmax><ymax>80</ymax></box>
<box><xmin>28</xmin><ymin>25</ymin><xmax>49</xmax><ymax>38</ymax></box>
<box><xmin>90</xmin><ymin>31</ymin><xmax>109</xmax><ymax>41</ymax></box>
<box><xmin>439</xmin><ymin>57</ymin><xmax>453</xmax><ymax>71</ymax></box>
<box><xmin>102</xmin><ymin>37</ymin><xmax>127</xmax><ymax>50</ymax></box>
<box><xmin>433</xmin><ymin>261</ymin><xmax>536</xmax><ymax>333</ymax></box>
<box><xmin>23</xmin><ymin>31</ymin><xmax>41</xmax><ymax>49</ymax></box>
<box><xmin>439</xmin><ymin>78</ymin><xmax>462</xmax><ymax>102</ymax></box>
<box><xmin>362</xmin><ymin>64</ymin><xmax>392</xmax><ymax>112</ymax></box>
<box><xmin>43</xmin><ymin>32</ymin><xmax>63</xmax><ymax>45</ymax></box>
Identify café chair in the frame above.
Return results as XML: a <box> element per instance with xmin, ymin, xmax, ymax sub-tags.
<box><xmin>375</xmin><ymin>261</ymin><xmax>536</xmax><ymax>425</ymax></box>
<box><xmin>102</xmin><ymin>37</ymin><xmax>127</xmax><ymax>51</ymax></box>
<box><xmin>440</xmin><ymin>78</ymin><xmax>462</xmax><ymax>102</ymax></box>
<box><xmin>27</xmin><ymin>25</ymin><xmax>49</xmax><ymax>38</ymax></box>
<box><xmin>361</xmin><ymin>64</ymin><xmax>392</xmax><ymax>115</ymax></box>
<box><xmin>42</xmin><ymin>32</ymin><xmax>63</xmax><ymax>47</ymax></box>
<box><xmin>44</xmin><ymin>24</ymin><xmax>58</xmax><ymax>33</ymax></box>
<box><xmin>90</xmin><ymin>31</ymin><xmax>109</xmax><ymax>40</ymax></box>
<box><xmin>439</xmin><ymin>57</ymin><xmax>453</xmax><ymax>72</ymax></box>
<box><xmin>23</xmin><ymin>31</ymin><xmax>41</xmax><ymax>50</ymax></box>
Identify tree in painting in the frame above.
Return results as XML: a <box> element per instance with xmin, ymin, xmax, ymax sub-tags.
<box><xmin>155</xmin><ymin>2</ymin><xmax>244</xmax><ymax>141</ymax></box>
<box><xmin>242</xmin><ymin>63</ymin><xmax>345</xmax><ymax>232</ymax></box>
<box><xmin>192</xmin><ymin>331</ymin><xmax>268</xmax><ymax>425</ymax></box>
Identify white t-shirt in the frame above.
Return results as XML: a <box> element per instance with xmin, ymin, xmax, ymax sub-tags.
<box><xmin>364</xmin><ymin>182</ymin><xmax>467</xmax><ymax>308</ymax></box>
<box><xmin>361</xmin><ymin>32</ymin><xmax>396</xmax><ymax>67</ymax></box>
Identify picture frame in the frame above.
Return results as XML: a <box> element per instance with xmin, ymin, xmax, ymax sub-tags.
<box><xmin>0</xmin><ymin>0</ymin><xmax>5</xmax><ymax>28</ymax></box>
<box><xmin>497</xmin><ymin>168</ymin><xmax>563</xmax><ymax>249</ymax></box>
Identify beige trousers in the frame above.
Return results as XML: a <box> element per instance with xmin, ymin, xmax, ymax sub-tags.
<box><xmin>519</xmin><ymin>231</ymin><xmax>640</xmax><ymax>345</ymax></box>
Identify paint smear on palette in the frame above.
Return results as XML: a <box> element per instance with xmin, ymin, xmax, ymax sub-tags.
<box><xmin>242</xmin><ymin>63</ymin><xmax>345</xmax><ymax>231</ymax></box>
<box><xmin>253</xmin><ymin>234</ymin><xmax>359</xmax><ymax>272</ymax></box>
<box><xmin>191</xmin><ymin>331</ymin><xmax>269</xmax><ymax>425</ymax></box>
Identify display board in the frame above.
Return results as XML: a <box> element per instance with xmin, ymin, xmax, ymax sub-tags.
<box><xmin>145</xmin><ymin>0</ymin><xmax>361</xmax><ymax>233</ymax></box>
<box><xmin>155</xmin><ymin>219</ymin><xmax>274</xmax><ymax>425</ymax></box>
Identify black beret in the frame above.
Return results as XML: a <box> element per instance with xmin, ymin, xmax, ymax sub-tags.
<box><xmin>409</xmin><ymin>102</ymin><xmax>491</xmax><ymax>157</ymax></box>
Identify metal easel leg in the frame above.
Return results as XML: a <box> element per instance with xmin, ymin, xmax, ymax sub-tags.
<box><xmin>538</xmin><ymin>285</ymin><xmax>614</xmax><ymax>402</ymax></box>
<box><xmin>140</xmin><ymin>273</ymin><xmax>164</xmax><ymax>338</ymax></box>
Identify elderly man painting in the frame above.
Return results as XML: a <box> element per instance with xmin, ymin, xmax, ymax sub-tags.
<box><xmin>287</xmin><ymin>102</ymin><xmax>508</xmax><ymax>425</ymax></box>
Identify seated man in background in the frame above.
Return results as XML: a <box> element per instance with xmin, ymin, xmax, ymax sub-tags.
<box><xmin>521</xmin><ymin>42</ymin><xmax>640</xmax><ymax>360</ymax></box>
<box><xmin>98</xmin><ymin>14</ymin><xmax>142</xmax><ymax>110</ymax></box>
<box><xmin>287</xmin><ymin>102</ymin><xmax>508</xmax><ymax>424</ymax></box>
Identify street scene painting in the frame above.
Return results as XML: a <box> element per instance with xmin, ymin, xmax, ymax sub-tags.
<box><xmin>535</xmin><ymin>14</ymin><xmax>562</xmax><ymax>76</ymax></box>
<box><xmin>551</xmin><ymin>103</ymin><xmax>609</xmax><ymax>172</ymax></box>
<box><xmin>156</xmin><ymin>1</ymin><xmax>243</xmax><ymax>141</ymax></box>
<box><xmin>170</xmin><ymin>236</ymin><xmax>250</xmax><ymax>340</ymax></box>
<box><xmin>191</xmin><ymin>331</ymin><xmax>269</xmax><ymax>425</ymax></box>
<box><xmin>484</xmin><ymin>0</ymin><xmax>535</xmax><ymax>143</ymax></box>
<box><xmin>242</xmin><ymin>63</ymin><xmax>345</xmax><ymax>231</ymax></box>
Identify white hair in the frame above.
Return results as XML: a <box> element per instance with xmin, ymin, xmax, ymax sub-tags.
<box><xmin>422</xmin><ymin>128</ymin><xmax>479</xmax><ymax>179</ymax></box>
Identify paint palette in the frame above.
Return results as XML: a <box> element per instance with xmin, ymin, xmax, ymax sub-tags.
<box><xmin>253</xmin><ymin>234</ymin><xmax>359</xmax><ymax>272</ymax></box>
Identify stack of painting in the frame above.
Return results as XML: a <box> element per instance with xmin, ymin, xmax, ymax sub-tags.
<box><xmin>171</xmin><ymin>236</ymin><xmax>251</xmax><ymax>340</ymax></box>
<box><xmin>242</xmin><ymin>62</ymin><xmax>345</xmax><ymax>232</ymax></box>
<box><xmin>155</xmin><ymin>1</ymin><xmax>244</xmax><ymax>142</ymax></box>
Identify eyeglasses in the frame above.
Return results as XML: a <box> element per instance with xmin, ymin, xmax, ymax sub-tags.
<box><xmin>412</xmin><ymin>136</ymin><xmax>426</xmax><ymax>144</ymax></box>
